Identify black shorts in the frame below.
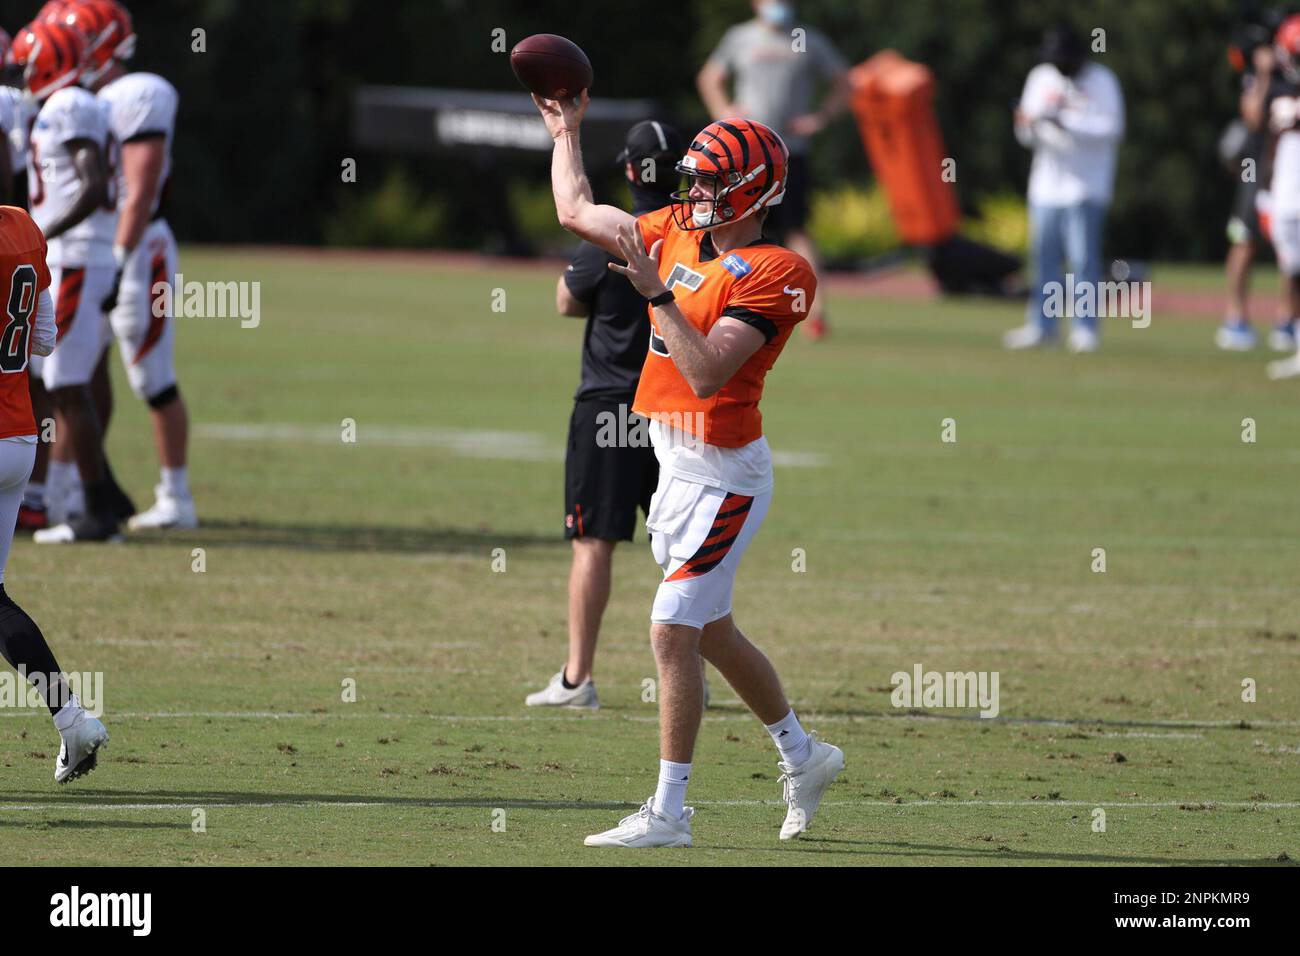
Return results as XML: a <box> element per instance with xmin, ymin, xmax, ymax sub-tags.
<box><xmin>765</xmin><ymin>152</ymin><xmax>810</xmax><ymax>236</ymax></box>
<box><xmin>564</xmin><ymin>396</ymin><xmax>658</xmax><ymax>542</ymax></box>
<box><xmin>1228</xmin><ymin>177</ymin><xmax>1264</xmax><ymax>245</ymax></box>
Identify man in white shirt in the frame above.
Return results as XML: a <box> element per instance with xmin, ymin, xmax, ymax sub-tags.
<box><xmin>1004</xmin><ymin>25</ymin><xmax>1124</xmax><ymax>353</ymax></box>
<box><xmin>696</xmin><ymin>0</ymin><xmax>849</xmax><ymax>341</ymax></box>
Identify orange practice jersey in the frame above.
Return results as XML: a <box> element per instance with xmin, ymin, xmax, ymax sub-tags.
<box><xmin>0</xmin><ymin>206</ymin><xmax>51</xmax><ymax>440</ymax></box>
<box><xmin>631</xmin><ymin>206</ymin><xmax>816</xmax><ymax>448</ymax></box>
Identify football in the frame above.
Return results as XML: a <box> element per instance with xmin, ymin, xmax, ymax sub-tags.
<box><xmin>509</xmin><ymin>33</ymin><xmax>593</xmax><ymax>100</ymax></box>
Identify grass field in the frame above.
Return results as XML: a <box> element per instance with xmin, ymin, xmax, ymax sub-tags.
<box><xmin>1</xmin><ymin>247</ymin><xmax>1297</xmax><ymax>866</ymax></box>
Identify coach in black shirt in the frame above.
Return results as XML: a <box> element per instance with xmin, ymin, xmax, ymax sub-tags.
<box><xmin>525</xmin><ymin>120</ymin><xmax>685</xmax><ymax>709</ymax></box>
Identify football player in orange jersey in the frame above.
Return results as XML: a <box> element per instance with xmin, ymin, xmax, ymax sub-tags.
<box><xmin>0</xmin><ymin>204</ymin><xmax>108</xmax><ymax>782</ymax></box>
<box><xmin>534</xmin><ymin>90</ymin><xmax>843</xmax><ymax>847</ymax></box>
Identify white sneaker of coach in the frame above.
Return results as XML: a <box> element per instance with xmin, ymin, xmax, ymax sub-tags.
<box><xmin>1215</xmin><ymin>322</ymin><xmax>1257</xmax><ymax>352</ymax></box>
<box><xmin>1002</xmin><ymin>323</ymin><xmax>1052</xmax><ymax>350</ymax></box>
<box><xmin>524</xmin><ymin>670</ymin><xmax>598</xmax><ymax>709</ymax></box>
<box><xmin>1268</xmin><ymin>322</ymin><xmax>1297</xmax><ymax>353</ymax></box>
<box><xmin>53</xmin><ymin>696</ymin><xmax>108</xmax><ymax>784</ymax></box>
<box><xmin>777</xmin><ymin>733</ymin><xmax>845</xmax><ymax>841</ymax></box>
<box><xmin>584</xmin><ymin>798</ymin><xmax>693</xmax><ymax>848</ymax></box>
<box><xmin>1067</xmin><ymin>326</ymin><xmax>1100</xmax><ymax>353</ymax></box>
<box><xmin>127</xmin><ymin>486</ymin><xmax>198</xmax><ymax>531</ymax></box>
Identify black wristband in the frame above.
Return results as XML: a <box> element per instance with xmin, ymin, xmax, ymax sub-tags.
<box><xmin>648</xmin><ymin>289</ymin><xmax>675</xmax><ymax>308</ymax></box>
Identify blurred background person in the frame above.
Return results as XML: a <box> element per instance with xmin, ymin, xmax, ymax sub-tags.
<box><xmin>1218</xmin><ymin>16</ymin><xmax>1290</xmax><ymax>351</ymax></box>
<box><xmin>1265</xmin><ymin>15</ymin><xmax>1300</xmax><ymax>378</ymax></box>
<box><xmin>696</xmin><ymin>0</ymin><xmax>849</xmax><ymax>340</ymax></box>
<box><xmin>0</xmin><ymin>27</ymin><xmax>21</xmax><ymax>207</ymax></box>
<box><xmin>524</xmin><ymin>121</ymin><xmax>682</xmax><ymax>709</ymax></box>
<box><xmin>1004</xmin><ymin>24</ymin><xmax>1124</xmax><ymax>353</ymax></box>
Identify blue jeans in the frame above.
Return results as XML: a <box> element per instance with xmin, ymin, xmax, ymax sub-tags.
<box><xmin>1026</xmin><ymin>201</ymin><xmax>1107</xmax><ymax>335</ymax></box>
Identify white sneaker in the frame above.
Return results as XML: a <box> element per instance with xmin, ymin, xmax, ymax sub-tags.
<box><xmin>777</xmin><ymin>733</ymin><xmax>845</xmax><ymax>841</ymax></box>
<box><xmin>53</xmin><ymin>698</ymin><xmax>108</xmax><ymax>784</ymax></box>
<box><xmin>1269</xmin><ymin>322</ymin><xmax>1296</xmax><ymax>352</ymax></box>
<box><xmin>584</xmin><ymin>799</ymin><xmax>693</xmax><ymax>848</ymax></box>
<box><xmin>1215</xmin><ymin>322</ymin><xmax>1256</xmax><ymax>351</ymax></box>
<box><xmin>1267</xmin><ymin>353</ymin><xmax>1300</xmax><ymax>380</ymax></box>
<box><xmin>127</xmin><ymin>486</ymin><xmax>198</xmax><ymax>531</ymax></box>
<box><xmin>1002</xmin><ymin>323</ymin><xmax>1052</xmax><ymax>350</ymax></box>
<box><xmin>34</xmin><ymin>524</ymin><xmax>78</xmax><ymax>545</ymax></box>
<box><xmin>1067</xmin><ymin>326</ymin><xmax>1100</xmax><ymax>353</ymax></box>
<box><xmin>524</xmin><ymin>670</ymin><xmax>598</xmax><ymax>709</ymax></box>
<box><xmin>33</xmin><ymin>513</ymin><xmax>124</xmax><ymax>544</ymax></box>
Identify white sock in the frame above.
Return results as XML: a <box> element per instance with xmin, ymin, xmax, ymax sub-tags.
<box><xmin>653</xmin><ymin>759</ymin><xmax>691</xmax><ymax>819</ymax></box>
<box><xmin>766</xmin><ymin>709</ymin><xmax>812</xmax><ymax>767</ymax></box>
<box><xmin>47</xmin><ymin>460</ymin><xmax>76</xmax><ymax>494</ymax></box>
<box><xmin>52</xmin><ymin>693</ymin><xmax>82</xmax><ymax>734</ymax></box>
<box><xmin>22</xmin><ymin>482</ymin><xmax>44</xmax><ymax>509</ymax></box>
<box><xmin>161</xmin><ymin>466</ymin><xmax>189</xmax><ymax>498</ymax></box>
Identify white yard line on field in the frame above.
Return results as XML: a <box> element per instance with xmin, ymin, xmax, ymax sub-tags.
<box><xmin>195</xmin><ymin>422</ymin><xmax>828</xmax><ymax>468</ymax></box>
<box><xmin>199</xmin><ymin>424</ymin><xmax>1300</xmax><ymax>467</ymax></box>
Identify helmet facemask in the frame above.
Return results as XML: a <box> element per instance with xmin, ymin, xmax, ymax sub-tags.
<box><xmin>1281</xmin><ymin>43</ymin><xmax>1300</xmax><ymax>85</ymax></box>
<box><xmin>669</xmin><ymin>162</ymin><xmax>782</xmax><ymax>233</ymax></box>
<box><xmin>671</xmin><ymin>167</ymin><xmax>731</xmax><ymax>231</ymax></box>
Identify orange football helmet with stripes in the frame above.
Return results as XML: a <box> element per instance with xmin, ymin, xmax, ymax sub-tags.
<box><xmin>1278</xmin><ymin>14</ymin><xmax>1300</xmax><ymax>83</ymax></box>
<box><xmin>35</xmin><ymin>1</ymin><xmax>70</xmax><ymax>23</ymax></box>
<box><xmin>83</xmin><ymin>0</ymin><xmax>135</xmax><ymax>64</ymax></box>
<box><xmin>58</xmin><ymin>1</ymin><xmax>114</xmax><ymax>86</ymax></box>
<box><xmin>671</xmin><ymin>118</ymin><xmax>789</xmax><ymax>232</ymax></box>
<box><xmin>10</xmin><ymin>19</ymin><xmax>86</xmax><ymax>101</ymax></box>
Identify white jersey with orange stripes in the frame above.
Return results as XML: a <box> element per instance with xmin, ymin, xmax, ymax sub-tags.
<box><xmin>28</xmin><ymin>86</ymin><xmax>118</xmax><ymax>268</ymax></box>
<box><xmin>0</xmin><ymin>87</ymin><xmax>33</xmax><ymax>184</ymax></box>
<box><xmin>98</xmin><ymin>71</ymin><xmax>177</xmax><ymax>217</ymax></box>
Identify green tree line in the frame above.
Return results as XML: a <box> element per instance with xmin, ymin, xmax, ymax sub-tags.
<box><xmin>0</xmin><ymin>0</ymin><xmax>1254</xmax><ymax>259</ymax></box>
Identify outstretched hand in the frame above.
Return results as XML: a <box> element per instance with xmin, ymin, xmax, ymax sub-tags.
<box><xmin>532</xmin><ymin>89</ymin><xmax>590</xmax><ymax>140</ymax></box>
<box><xmin>607</xmin><ymin>222</ymin><xmax>668</xmax><ymax>300</ymax></box>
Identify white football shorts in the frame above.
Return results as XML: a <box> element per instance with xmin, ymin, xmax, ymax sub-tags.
<box><xmin>0</xmin><ymin>437</ymin><xmax>36</xmax><ymax>581</ymax></box>
<box><xmin>647</xmin><ymin>474</ymin><xmax>772</xmax><ymax>630</ymax></box>
<box><xmin>110</xmin><ymin>219</ymin><xmax>179</xmax><ymax>400</ymax></box>
<box><xmin>41</xmin><ymin>264</ymin><xmax>113</xmax><ymax>390</ymax></box>
<box><xmin>1273</xmin><ymin>213</ymin><xmax>1300</xmax><ymax>277</ymax></box>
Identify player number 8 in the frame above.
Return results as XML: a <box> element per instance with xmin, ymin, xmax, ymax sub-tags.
<box><xmin>0</xmin><ymin>264</ymin><xmax>38</xmax><ymax>375</ymax></box>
